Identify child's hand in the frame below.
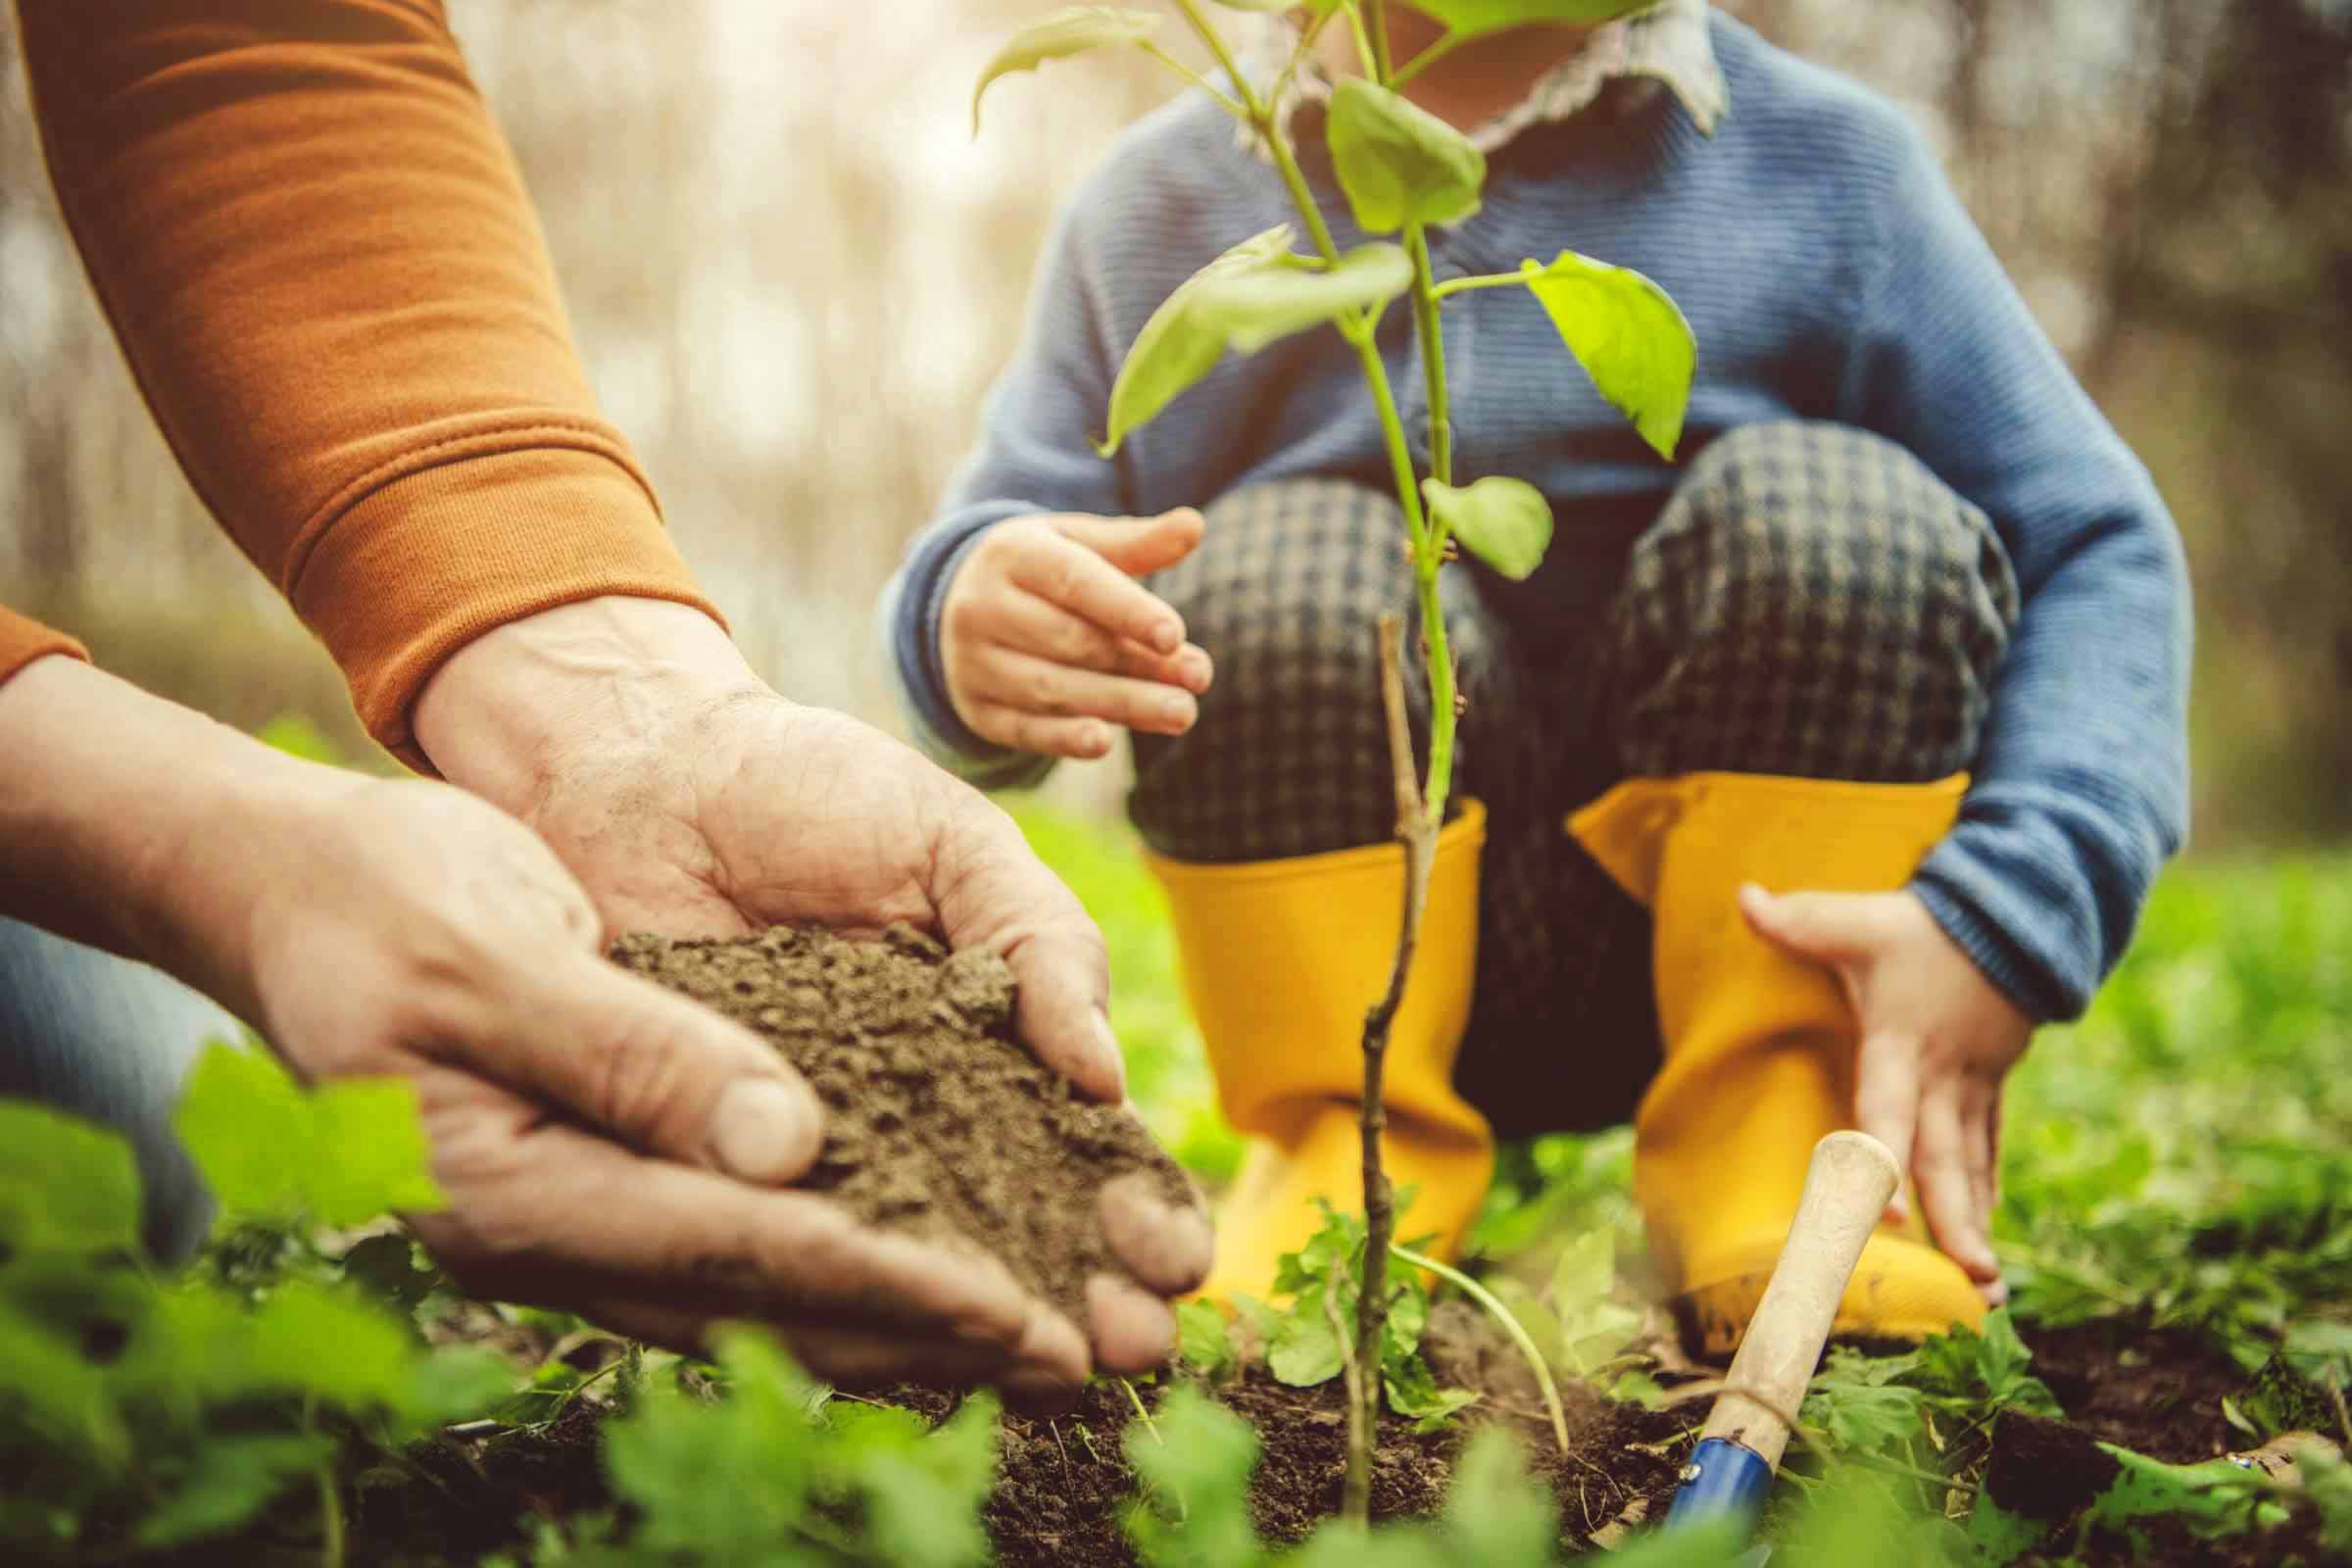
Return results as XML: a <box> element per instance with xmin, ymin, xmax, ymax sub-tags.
<box><xmin>1738</xmin><ymin>884</ymin><xmax>2034</xmax><ymax>1306</ymax></box>
<box><xmin>940</xmin><ymin>510</ymin><xmax>1215</xmax><ymax>760</ymax></box>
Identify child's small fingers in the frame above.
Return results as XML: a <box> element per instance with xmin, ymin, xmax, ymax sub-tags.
<box><xmin>1051</xmin><ymin>508</ymin><xmax>1205</xmax><ymax>578</ymax></box>
<box><xmin>1915</xmin><ymin>1089</ymin><xmax>1999</xmax><ymax>1284</ymax></box>
<box><xmin>1011</xmin><ymin>535</ymin><xmax>1186</xmax><ymax>656</ymax></box>
<box><xmin>978</xmin><ymin>649</ymin><xmax>1199</xmax><ymax>737</ymax></box>
<box><xmin>987</xmin><ymin>590</ymin><xmax>1128</xmax><ymax>672</ymax></box>
<box><xmin>1122</xmin><ymin>637</ymin><xmax>1212</xmax><ymax>695</ymax></box>
<box><xmin>961</xmin><ymin>701</ymin><xmax>1116</xmax><ymax>761</ymax></box>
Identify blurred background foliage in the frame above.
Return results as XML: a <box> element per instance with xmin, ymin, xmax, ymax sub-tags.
<box><xmin>1</xmin><ymin>0</ymin><xmax>2347</xmax><ymax>844</ymax></box>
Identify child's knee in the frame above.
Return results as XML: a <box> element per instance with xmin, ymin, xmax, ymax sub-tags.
<box><xmin>1612</xmin><ymin>421</ymin><xmax>2021</xmax><ymax>780</ymax></box>
<box><xmin>1131</xmin><ymin>479</ymin><xmax>1424</xmax><ymax>861</ymax></box>
<box><xmin>1144</xmin><ymin>477</ymin><xmax>1415</xmax><ymax>663</ymax></box>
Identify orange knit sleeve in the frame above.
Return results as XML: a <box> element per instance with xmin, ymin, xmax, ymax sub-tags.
<box><xmin>0</xmin><ymin>606</ymin><xmax>88</xmax><ymax>690</ymax></box>
<box><xmin>14</xmin><ymin>0</ymin><xmax>721</xmax><ymax>767</ymax></box>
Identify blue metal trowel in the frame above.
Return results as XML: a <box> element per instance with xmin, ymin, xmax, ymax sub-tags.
<box><xmin>1660</xmin><ymin>1131</ymin><xmax>1906</xmax><ymax>1560</ymax></box>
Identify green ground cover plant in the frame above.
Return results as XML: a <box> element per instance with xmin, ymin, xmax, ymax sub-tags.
<box><xmin>1</xmin><ymin>811</ymin><xmax>2347</xmax><ymax>1563</ymax></box>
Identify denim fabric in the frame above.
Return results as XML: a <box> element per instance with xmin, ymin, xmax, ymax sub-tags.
<box><xmin>0</xmin><ymin>918</ymin><xmax>237</xmax><ymax>1261</ymax></box>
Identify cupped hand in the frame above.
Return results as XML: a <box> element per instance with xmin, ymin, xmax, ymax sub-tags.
<box><xmin>245</xmin><ymin>774</ymin><xmax>1153</xmax><ymax>1398</ymax></box>
<box><xmin>412</xmin><ymin>596</ymin><xmax>1212</xmax><ymax>1377</ymax></box>
<box><xmin>940</xmin><ymin>510</ymin><xmax>1214</xmax><ymax>760</ymax></box>
<box><xmin>1739</xmin><ymin>884</ymin><xmax>2033</xmax><ymax>1305</ymax></box>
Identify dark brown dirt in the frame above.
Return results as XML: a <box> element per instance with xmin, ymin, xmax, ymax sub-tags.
<box><xmin>1986</xmin><ymin>1409</ymin><xmax>2125</xmax><ymax>1524</ymax></box>
<box><xmin>879</xmin><ymin>1298</ymin><xmax>1688</xmax><ymax>1567</ymax></box>
<box><xmin>2021</xmin><ymin>1318</ymin><xmax>2252</xmax><ymax>1462</ymax></box>
<box><xmin>1985</xmin><ymin>1345</ymin><xmax>2343</xmax><ymax>1568</ymax></box>
<box><xmin>611</xmin><ymin>923</ymin><xmax>1196</xmax><ymax>1322</ymax></box>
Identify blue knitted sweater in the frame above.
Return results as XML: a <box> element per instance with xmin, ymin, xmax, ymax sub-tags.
<box><xmin>881</xmin><ymin>12</ymin><xmax>2190</xmax><ymax>1023</ymax></box>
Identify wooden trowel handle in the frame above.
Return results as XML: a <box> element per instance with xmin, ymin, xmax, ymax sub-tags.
<box><xmin>1664</xmin><ymin>1131</ymin><xmax>1902</xmax><ymax>1536</ymax></box>
<box><xmin>1700</xmin><ymin>1130</ymin><xmax>1902</xmax><ymax>1467</ymax></box>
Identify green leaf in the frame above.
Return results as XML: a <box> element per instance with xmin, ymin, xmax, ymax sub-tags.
<box><xmin>1271</xmin><ymin>1197</ymin><xmax>1361</xmax><ymax>1299</ymax></box>
<box><xmin>173</xmin><ymin>1041</ymin><xmax>446</xmax><ymax>1232</ymax></box>
<box><xmin>133</xmin><ymin>1434</ymin><xmax>328</xmax><ymax>1548</ymax></box>
<box><xmin>1227</xmin><ymin>1291</ymin><xmax>1281</xmax><ymax>1351</ymax></box>
<box><xmin>857</xmin><ymin>1394</ymin><xmax>1001</xmax><ymax>1568</ymax></box>
<box><xmin>1123</xmin><ymin>1384</ymin><xmax>1266</xmax><ymax>1568</ymax></box>
<box><xmin>1518</xmin><ymin>249</ymin><xmax>1695</xmax><ymax>460</ymax></box>
<box><xmin>1326</xmin><ymin>78</ymin><xmax>1486</xmax><ymax>234</ymax></box>
<box><xmin>0</xmin><ymin>1102</ymin><xmax>142</xmax><ymax>1254</ymax></box>
<box><xmin>1966</xmin><ymin>1491</ymin><xmax>2054</xmax><ymax>1566</ymax></box>
<box><xmin>1413</xmin><ymin>0</ymin><xmax>1664</xmax><ymax>45</ymax></box>
<box><xmin>1101</xmin><ymin>228</ymin><xmax>1411</xmax><ymax>456</ymax></box>
<box><xmin>1267</xmin><ymin>1286</ymin><xmax>1346</xmax><ymax>1387</ymax></box>
<box><xmin>1382</xmin><ymin>1352</ymin><xmax>1478</xmax><ymax>1428</ymax></box>
<box><xmin>172</xmin><ymin>1042</ymin><xmax>316</xmax><ymax>1222</ymax></box>
<box><xmin>0</xmin><ymin>1300</ymin><xmax>132</xmax><ymax>1468</ymax></box>
<box><xmin>308</xmin><ymin>1079</ymin><xmax>447</xmax><ymax>1223</ymax></box>
<box><xmin>405</xmin><ymin>1345</ymin><xmax>514</xmax><ymax>1428</ymax></box>
<box><xmin>1176</xmin><ymin>1298</ymin><xmax>1237</xmax><ymax>1382</ymax></box>
<box><xmin>604</xmin><ymin>1328</ymin><xmax>817</xmax><ymax>1558</ymax></box>
<box><xmin>341</xmin><ymin>1233</ymin><xmax>440</xmax><ymax>1313</ymax></box>
<box><xmin>1422</xmin><ymin>476</ymin><xmax>1553</xmax><ymax>580</ymax></box>
<box><xmin>2085</xmin><ymin>1445</ymin><xmax>2278</xmax><ymax>1544</ymax></box>
<box><xmin>1442</xmin><ymin>1428</ymin><xmax>1557</xmax><ymax>1563</ymax></box>
<box><xmin>239</xmin><ymin>1279</ymin><xmax>418</xmax><ymax>1412</ymax></box>
<box><xmin>1547</xmin><ymin>1227</ymin><xmax>1642</xmax><ymax>1380</ymax></box>
<box><xmin>972</xmin><ymin>7</ymin><xmax>1159</xmax><ymax>133</ymax></box>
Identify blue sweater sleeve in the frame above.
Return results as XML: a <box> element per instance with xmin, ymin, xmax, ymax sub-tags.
<box><xmin>1841</xmin><ymin>129</ymin><xmax>2192</xmax><ymax>1021</ymax></box>
<box><xmin>878</xmin><ymin>188</ymin><xmax>1134</xmax><ymax>788</ymax></box>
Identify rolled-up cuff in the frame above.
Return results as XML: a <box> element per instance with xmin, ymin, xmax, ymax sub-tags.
<box><xmin>1910</xmin><ymin>868</ymin><xmax>2080</xmax><ymax>1024</ymax></box>
<box><xmin>0</xmin><ymin>609</ymin><xmax>90</xmax><ymax>689</ymax></box>
<box><xmin>288</xmin><ymin>444</ymin><xmax>721</xmax><ymax>771</ymax></box>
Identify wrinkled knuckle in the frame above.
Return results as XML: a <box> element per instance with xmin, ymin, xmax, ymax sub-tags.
<box><xmin>583</xmin><ymin>1011</ymin><xmax>693</xmax><ymax>1151</ymax></box>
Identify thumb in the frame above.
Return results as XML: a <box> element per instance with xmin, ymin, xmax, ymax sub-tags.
<box><xmin>1739</xmin><ymin>884</ymin><xmax>1886</xmax><ymax>966</ymax></box>
<box><xmin>1054</xmin><ymin>509</ymin><xmax>1205</xmax><ymax>577</ymax></box>
<box><xmin>493</xmin><ymin>955</ymin><xmax>826</xmax><ymax>1185</ymax></box>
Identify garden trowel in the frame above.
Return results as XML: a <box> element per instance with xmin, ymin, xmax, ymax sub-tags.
<box><xmin>1660</xmin><ymin>1130</ymin><xmax>1904</xmax><ymax>1550</ymax></box>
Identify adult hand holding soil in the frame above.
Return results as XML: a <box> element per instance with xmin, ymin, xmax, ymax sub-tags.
<box><xmin>412</xmin><ymin>595</ymin><xmax>1211</xmax><ymax>1373</ymax></box>
<box><xmin>1739</xmin><ymin>884</ymin><xmax>2032</xmax><ymax>1305</ymax></box>
<box><xmin>0</xmin><ymin>654</ymin><xmax>1129</xmax><ymax>1398</ymax></box>
<box><xmin>940</xmin><ymin>510</ymin><xmax>1215</xmax><ymax>759</ymax></box>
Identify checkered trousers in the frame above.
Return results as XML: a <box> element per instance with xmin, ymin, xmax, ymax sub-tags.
<box><xmin>1127</xmin><ymin>422</ymin><xmax>2022</xmax><ymax>1137</ymax></box>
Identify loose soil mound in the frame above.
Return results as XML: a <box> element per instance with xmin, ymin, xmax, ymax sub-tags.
<box><xmin>610</xmin><ymin>923</ymin><xmax>1195</xmax><ymax>1323</ymax></box>
<box><xmin>886</xmin><ymin>1306</ymin><xmax>1690</xmax><ymax>1568</ymax></box>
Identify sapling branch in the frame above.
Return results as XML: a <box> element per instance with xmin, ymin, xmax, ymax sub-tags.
<box><xmin>1389</xmin><ymin>26</ymin><xmax>1470</xmax><ymax>90</ymax></box>
<box><xmin>1274</xmin><ymin>5</ymin><xmax>1341</xmax><ymax>107</ymax></box>
<box><xmin>1137</xmin><ymin>38</ymin><xmax>1249</xmax><ymax>119</ymax></box>
<box><xmin>1327</xmin><ymin>1275</ymin><xmax>1373</xmax><ymax>1525</ymax></box>
<box><xmin>1430</xmin><ymin>270</ymin><xmax>1530</xmax><ymax>299</ymax></box>
<box><xmin>1364</xmin><ymin>0</ymin><xmax>1395</xmax><ymax>80</ymax></box>
<box><xmin>974</xmin><ymin>1</ymin><xmax>1690</xmax><ymax>1539</ymax></box>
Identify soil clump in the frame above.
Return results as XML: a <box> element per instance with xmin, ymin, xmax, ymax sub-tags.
<box><xmin>610</xmin><ymin>923</ymin><xmax>1195</xmax><ymax>1324</ymax></box>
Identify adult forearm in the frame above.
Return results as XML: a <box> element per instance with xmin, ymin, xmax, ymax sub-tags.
<box><xmin>15</xmin><ymin>0</ymin><xmax>715</xmax><ymax>766</ymax></box>
<box><xmin>0</xmin><ymin>656</ymin><xmax>359</xmax><ymax>1023</ymax></box>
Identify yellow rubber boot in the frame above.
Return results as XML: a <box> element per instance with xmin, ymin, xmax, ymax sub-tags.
<box><xmin>1146</xmin><ymin>804</ymin><xmax>1494</xmax><ymax>1305</ymax></box>
<box><xmin>1569</xmin><ymin>773</ymin><xmax>1987</xmax><ymax>1355</ymax></box>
